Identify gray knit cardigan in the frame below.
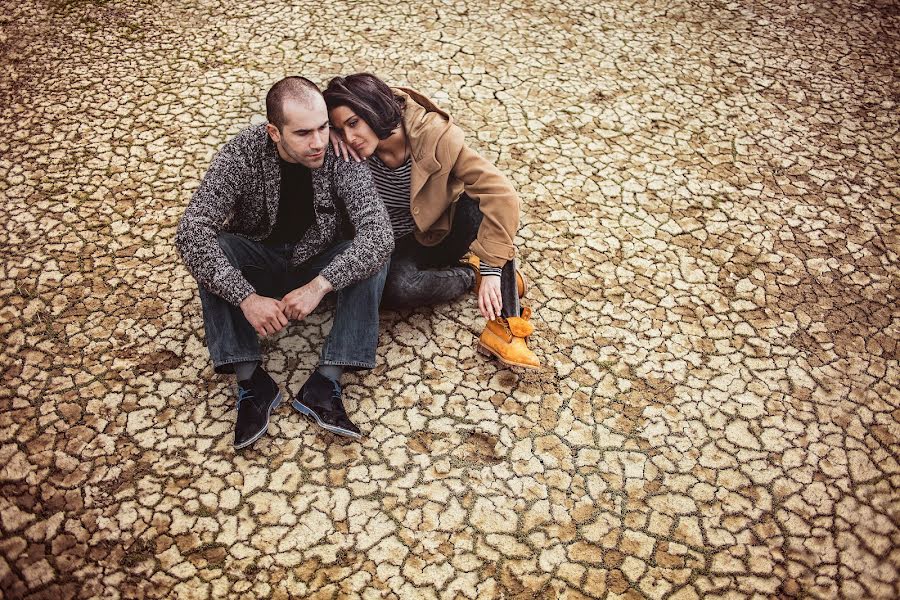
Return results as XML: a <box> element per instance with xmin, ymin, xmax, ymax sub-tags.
<box><xmin>175</xmin><ymin>124</ymin><xmax>394</xmax><ymax>306</ymax></box>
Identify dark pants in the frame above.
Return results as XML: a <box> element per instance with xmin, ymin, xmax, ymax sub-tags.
<box><xmin>200</xmin><ymin>233</ymin><xmax>388</xmax><ymax>374</ymax></box>
<box><xmin>381</xmin><ymin>195</ymin><xmax>521</xmax><ymax>318</ymax></box>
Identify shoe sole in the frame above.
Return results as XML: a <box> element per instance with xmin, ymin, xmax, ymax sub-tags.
<box><xmin>234</xmin><ymin>391</ymin><xmax>282</xmax><ymax>450</ymax></box>
<box><xmin>477</xmin><ymin>342</ymin><xmax>542</xmax><ymax>371</ymax></box>
<box><xmin>291</xmin><ymin>399</ymin><xmax>362</xmax><ymax>439</ymax></box>
<box><xmin>518</xmin><ymin>271</ymin><xmax>529</xmax><ymax>298</ymax></box>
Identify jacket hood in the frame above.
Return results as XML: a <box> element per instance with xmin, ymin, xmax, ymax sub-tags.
<box><xmin>394</xmin><ymin>87</ymin><xmax>453</xmax><ymax>164</ymax></box>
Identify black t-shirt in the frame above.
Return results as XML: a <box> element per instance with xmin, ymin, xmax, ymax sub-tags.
<box><xmin>264</xmin><ymin>159</ymin><xmax>315</xmax><ymax>245</ymax></box>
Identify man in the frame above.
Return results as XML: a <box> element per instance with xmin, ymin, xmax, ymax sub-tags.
<box><xmin>176</xmin><ymin>76</ymin><xmax>393</xmax><ymax>449</ymax></box>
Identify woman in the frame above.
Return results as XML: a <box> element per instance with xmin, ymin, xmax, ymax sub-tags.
<box><xmin>323</xmin><ymin>73</ymin><xmax>539</xmax><ymax>370</ymax></box>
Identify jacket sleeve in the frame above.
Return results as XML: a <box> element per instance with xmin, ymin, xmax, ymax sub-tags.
<box><xmin>446</xmin><ymin>126</ymin><xmax>521</xmax><ymax>268</ymax></box>
<box><xmin>175</xmin><ymin>142</ymin><xmax>257</xmax><ymax>307</ymax></box>
<box><xmin>320</xmin><ymin>159</ymin><xmax>394</xmax><ymax>290</ymax></box>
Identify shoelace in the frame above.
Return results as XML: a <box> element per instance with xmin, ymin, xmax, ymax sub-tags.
<box><xmin>237</xmin><ymin>386</ymin><xmax>255</xmax><ymax>409</ymax></box>
<box><xmin>309</xmin><ymin>381</ymin><xmax>344</xmax><ymax>422</ymax></box>
<box><xmin>325</xmin><ymin>383</ymin><xmax>345</xmax><ymax>420</ymax></box>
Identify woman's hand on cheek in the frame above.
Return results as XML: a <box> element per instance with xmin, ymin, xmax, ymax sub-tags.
<box><xmin>329</xmin><ymin>130</ymin><xmax>361</xmax><ymax>162</ymax></box>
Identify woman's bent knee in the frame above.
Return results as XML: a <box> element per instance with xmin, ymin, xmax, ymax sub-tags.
<box><xmin>382</xmin><ymin>266</ymin><xmax>471</xmax><ymax>309</ymax></box>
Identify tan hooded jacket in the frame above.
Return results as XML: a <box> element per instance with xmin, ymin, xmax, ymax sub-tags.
<box><xmin>396</xmin><ymin>87</ymin><xmax>520</xmax><ymax>268</ymax></box>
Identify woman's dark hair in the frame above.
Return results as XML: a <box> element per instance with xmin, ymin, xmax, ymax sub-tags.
<box><xmin>323</xmin><ymin>73</ymin><xmax>406</xmax><ymax>140</ymax></box>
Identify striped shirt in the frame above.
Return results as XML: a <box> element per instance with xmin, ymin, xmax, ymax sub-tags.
<box><xmin>368</xmin><ymin>153</ymin><xmax>501</xmax><ymax>277</ymax></box>
<box><xmin>368</xmin><ymin>154</ymin><xmax>415</xmax><ymax>239</ymax></box>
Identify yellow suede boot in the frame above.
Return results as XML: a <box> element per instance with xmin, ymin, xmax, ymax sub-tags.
<box><xmin>462</xmin><ymin>254</ymin><xmax>528</xmax><ymax>298</ymax></box>
<box><xmin>477</xmin><ymin>307</ymin><xmax>541</xmax><ymax>370</ymax></box>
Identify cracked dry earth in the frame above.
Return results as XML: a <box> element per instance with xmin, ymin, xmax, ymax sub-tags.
<box><xmin>1</xmin><ymin>0</ymin><xmax>898</xmax><ymax>598</ymax></box>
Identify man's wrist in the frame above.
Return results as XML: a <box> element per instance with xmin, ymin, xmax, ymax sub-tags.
<box><xmin>312</xmin><ymin>275</ymin><xmax>333</xmax><ymax>295</ymax></box>
<box><xmin>239</xmin><ymin>292</ymin><xmax>259</xmax><ymax>308</ymax></box>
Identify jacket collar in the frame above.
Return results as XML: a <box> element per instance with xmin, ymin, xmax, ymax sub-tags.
<box><xmin>394</xmin><ymin>87</ymin><xmax>453</xmax><ymax>202</ymax></box>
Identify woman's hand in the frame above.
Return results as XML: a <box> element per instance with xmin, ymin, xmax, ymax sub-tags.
<box><xmin>329</xmin><ymin>129</ymin><xmax>362</xmax><ymax>162</ymax></box>
<box><xmin>478</xmin><ymin>275</ymin><xmax>503</xmax><ymax>321</ymax></box>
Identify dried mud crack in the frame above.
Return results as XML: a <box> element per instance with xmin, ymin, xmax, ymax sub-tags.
<box><xmin>1</xmin><ymin>0</ymin><xmax>898</xmax><ymax>598</ymax></box>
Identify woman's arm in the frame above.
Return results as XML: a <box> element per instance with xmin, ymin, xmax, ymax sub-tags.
<box><xmin>447</xmin><ymin>127</ymin><xmax>521</xmax><ymax>269</ymax></box>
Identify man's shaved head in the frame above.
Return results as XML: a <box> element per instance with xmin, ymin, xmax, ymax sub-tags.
<box><xmin>266</xmin><ymin>76</ymin><xmax>322</xmax><ymax>131</ymax></box>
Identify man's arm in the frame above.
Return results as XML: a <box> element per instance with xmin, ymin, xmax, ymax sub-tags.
<box><xmin>319</xmin><ymin>157</ymin><xmax>394</xmax><ymax>290</ymax></box>
<box><xmin>175</xmin><ymin>142</ymin><xmax>257</xmax><ymax>307</ymax></box>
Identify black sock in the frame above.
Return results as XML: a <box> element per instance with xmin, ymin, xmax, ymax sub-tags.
<box><xmin>317</xmin><ymin>364</ymin><xmax>343</xmax><ymax>383</ymax></box>
<box><xmin>234</xmin><ymin>361</ymin><xmax>258</xmax><ymax>381</ymax></box>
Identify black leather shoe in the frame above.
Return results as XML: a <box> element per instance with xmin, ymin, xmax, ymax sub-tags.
<box><xmin>291</xmin><ymin>371</ymin><xmax>362</xmax><ymax>439</ymax></box>
<box><xmin>234</xmin><ymin>366</ymin><xmax>282</xmax><ymax>450</ymax></box>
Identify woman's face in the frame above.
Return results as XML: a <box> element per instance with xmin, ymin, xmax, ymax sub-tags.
<box><xmin>330</xmin><ymin>106</ymin><xmax>379</xmax><ymax>159</ymax></box>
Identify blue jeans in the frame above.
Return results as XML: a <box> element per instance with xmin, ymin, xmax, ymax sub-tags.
<box><xmin>381</xmin><ymin>194</ymin><xmax>521</xmax><ymax>318</ymax></box>
<box><xmin>199</xmin><ymin>233</ymin><xmax>388</xmax><ymax>374</ymax></box>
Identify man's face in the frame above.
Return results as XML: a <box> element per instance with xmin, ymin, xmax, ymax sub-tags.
<box><xmin>266</xmin><ymin>94</ymin><xmax>330</xmax><ymax>168</ymax></box>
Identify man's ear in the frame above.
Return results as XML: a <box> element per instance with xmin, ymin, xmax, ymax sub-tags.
<box><xmin>265</xmin><ymin>123</ymin><xmax>281</xmax><ymax>144</ymax></box>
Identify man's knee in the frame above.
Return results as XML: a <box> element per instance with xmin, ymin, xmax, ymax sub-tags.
<box><xmin>217</xmin><ymin>233</ymin><xmax>281</xmax><ymax>295</ymax></box>
<box><xmin>372</xmin><ymin>258</ymin><xmax>390</xmax><ymax>283</ymax></box>
<box><xmin>348</xmin><ymin>260</ymin><xmax>390</xmax><ymax>298</ymax></box>
<box><xmin>217</xmin><ymin>232</ymin><xmax>253</xmax><ymax>267</ymax></box>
